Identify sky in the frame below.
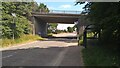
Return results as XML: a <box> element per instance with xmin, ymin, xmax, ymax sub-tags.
<box><xmin>35</xmin><ymin>0</ymin><xmax>86</xmax><ymax>30</ymax></box>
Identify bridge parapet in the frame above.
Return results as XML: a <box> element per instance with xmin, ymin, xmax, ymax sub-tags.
<box><xmin>49</xmin><ymin>10</ymin><xmax>81</xmax><ymax>14</ymax></box>
<box><xmin>39</xmin><ymin>10</ymin><xmax>82</xmax><ymax>14</ymax></box>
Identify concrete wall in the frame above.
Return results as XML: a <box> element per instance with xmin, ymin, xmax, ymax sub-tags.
<box><xmin>32</xmin><ymin>17</ymin><xmax>48</xmax><ymax>37</ymax></box>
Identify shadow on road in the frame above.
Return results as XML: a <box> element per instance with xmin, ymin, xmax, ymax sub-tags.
<box><xmin>2</xmin><ymin>45</ymin><xmax>83</xmax><ymax>66</ymax></box>
<box><xmin>41</xmin><ymin>36</ymin><xmax>77</xmax><ymax>43</ymax></box>
<box><xmin>2</xmin><ymin>33</ymin><xmax>83</xmax><ymax>67</ymax></box>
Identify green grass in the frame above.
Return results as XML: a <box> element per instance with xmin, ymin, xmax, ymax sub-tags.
<box><xmin>47</xmin><ymin>33</ymin><xmax>53</xmax><ymax>37</ymax></box>
<box><xmin>79</xmin><ymin>39</ymin><xmax>83</xmax><ymax>45</ymax></box>
<box><xmin>79</xmin><ymin>32</ymin><xmax>94</xmax><ymax>45</ymax></box>
<box><xmin>82</xmin><ymin>40</ymin><xmax>120</xmax><ymax>66</ymax></box>
<box><xmin>87</xmin><ymin>32</ymin><xmax>94</xmax><ymax>37</ymax></box>
<box><xmin>79</xmin><ymin>34</ymin><xmax>83</xmax><ymax>45</ymax></box>
<box><xmin>1</xmin><ymin>34</ymin><xmax>44</xmax><ymax>48</ymax></box>
<box><xmin>79</xmin><ymin>32</ymin><xmax>120</xmax><ymax>66</ymax></box>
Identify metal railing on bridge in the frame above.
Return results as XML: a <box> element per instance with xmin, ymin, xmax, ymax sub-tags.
<box><xmin>49</xmin><ymin>10</ymin><xmax>82</xmax><ymax>14</ymax></box>
<box><xmin>39</xmin><ymin>10</ymin><xmax>82</xmax><ymax>14</ymax></box>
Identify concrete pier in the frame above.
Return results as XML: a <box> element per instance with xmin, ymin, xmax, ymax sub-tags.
<box><xmin>32</xmin><ymin>17</ymin><xmax>47</xmax><ymax>37</ymax></box>
<box><xmin>31</xmin><ymin>12</ymin><xmax>85</xmax><ymax>37</ymax></box>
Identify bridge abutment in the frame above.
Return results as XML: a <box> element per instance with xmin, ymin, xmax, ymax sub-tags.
<box><xmin>32</xmin><ymin>17</ymin><xmax>47</xmax><ymax>37</ymax></box>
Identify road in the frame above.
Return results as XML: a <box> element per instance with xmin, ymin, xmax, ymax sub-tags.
<box><xmin>2</xmin><ymin>33</ymin><xmax>84</xmax><ymax>66</ymax></box>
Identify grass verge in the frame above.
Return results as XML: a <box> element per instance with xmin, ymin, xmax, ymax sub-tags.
<box><xmin>47</xmin><ymin>33</ymin><xmax>53</xmax><ymax>37</ymax></box>
<box><xmin>82</xmin><ymin>40</ymin><xmax>120</xmax><ymax>66</ymax></box>
<box><xmin>1</xmin><ymin>34</ymin><xmax>44</xmax><ymax>48</ymax></box>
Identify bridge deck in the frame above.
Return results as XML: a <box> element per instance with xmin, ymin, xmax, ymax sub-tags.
<box><xmin>32</xmin><ymin>10</ymin><xmax>83</xmax><ymax>24</ymax></box>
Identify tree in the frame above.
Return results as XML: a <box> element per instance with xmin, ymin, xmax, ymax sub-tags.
<box><xmin>38</xmin><ymin>3</ymin><xmax>49</xmax><ymax>13</ymax></box>
<box><xmin>76</xmin><ymin>2</ymin><xmax>120</xmax><ymax>44</ymax></box>
<box><xmin>67</xmin><ymin>27</ymin><xmax>73</xmax><ymax>33</ymax></box>
<box><xmin>48</xmin><ymin>23</ymin><xmax>58</xmax><ymax>29</ymax></box>
<box><xmin>48</xmin><ymin>23</ymin><xmax>58</xmax><ymax>34</ymax></box>
<box><xmin>73</xmin><ymin>24</ymin><xmax>77</xmax><ymax>31</ymax></box>
<box><xmin>2</xmin><ymin>2</ymin><xmax>37</xmax><ymax>39</ymax></box>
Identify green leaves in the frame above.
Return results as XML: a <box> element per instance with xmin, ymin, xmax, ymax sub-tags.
<box><xmin>67</xmin><ymin>27</ymin><xmax>74</xmax><ymax>33</ymax></box>
<box><xmin>2</xmin><ymin>2</ymin><xmax>50</xmax><ymax>39</ymax></box>
<box><xmin>2</xmin><ymin>2</ymin><xmax>35</xmax><ymax>39</ymax></box>
<box><xmin>38</xmin><ymin>3</ymin><xmax>49</xmax><ymax>12</ymax></box>
<box><xmin>78</xmin><ymin>2</ymin><xmax>120</xmax><ymax>44</ymax></box>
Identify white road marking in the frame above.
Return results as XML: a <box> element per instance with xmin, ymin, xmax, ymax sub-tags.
<box><xmin>2</xmin><ymin>51</ymin><xmax>18</xmax><ymax>59</ymax></box>
<box><xmin>2</xmin><ymin>54</ymin><xmax>13</xmax><ymax>59</ymax></box>
<box><xmin>48</xmin><ymin>48</ymin><xmax>68</xmax><ymax>66</ymax></box>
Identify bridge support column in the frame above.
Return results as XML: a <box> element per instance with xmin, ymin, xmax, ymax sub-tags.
<box><xmin>38</xmin><ymin>21</ymin><xmax>47</xmax><ymax>37</ymax></box>
<box><xmin>32</xmin><ymin>17</ymin><xmax>47</xmax><ymax>37</ymax></box>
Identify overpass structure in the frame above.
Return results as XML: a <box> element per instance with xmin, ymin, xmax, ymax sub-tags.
<box><xmin>31</xmin><ymin>10</ymin><xmax>86</xmax><ymax>37</ymax></box>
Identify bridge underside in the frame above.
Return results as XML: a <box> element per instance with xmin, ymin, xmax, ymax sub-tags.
<box><xmin>32</xmin><ymin>12</ymin><xmax>82</xmax><ymax>37</ymax></box>
<box><xmin>32</xmin><ymin>12</ymin><xmax>81</xmax><ymax>24</ymax></box>
<box><xmin>35</xmin><ymin>16</ymin><xmax>78</xmax><ymax>24</ymax></box>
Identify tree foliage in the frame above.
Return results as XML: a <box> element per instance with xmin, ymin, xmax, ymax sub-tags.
<box><xmin>48</xmin><ymin>23</ymin><xmax>58</xmax><ymax>29</ymax></box>
<box><xmin>2</xmin><ymin>2</ymin><xmax>38</xmax><ymax>39</ymax></box>
<box><xmin>47</xmin><ymin>23</ymin><xmax>58</xmax><ymax>34</ymax></box>
<box><xmin>76</xmin><ymin>2</ymin><xmax>120</xmax><ymax>44</ymax></box>
<box><xmin>2</xmin><ymin>2</ymin><xmax>50</xmax><ymax>39</ymax></box>
<box><xmin>37</xmin><ymin>3</ymin><xmax>49</xmax><ymax>12</ymax></box>
<box><xmin>67</xmin><ymin>27</ymin><xmax>74</xmax><ymax>33</ymax></box>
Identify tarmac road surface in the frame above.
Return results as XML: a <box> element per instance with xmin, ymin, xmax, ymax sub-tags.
<box><xmin>2</xmin><ymin>33</ymin><xmax>84</xmax><ymax>66</ymax></box>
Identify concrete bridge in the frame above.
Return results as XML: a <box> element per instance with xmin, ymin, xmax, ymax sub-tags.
<box><xmin>31</xmin><ymin>10</ymin><xmax>86</xmax><ymax>37</ymax></box>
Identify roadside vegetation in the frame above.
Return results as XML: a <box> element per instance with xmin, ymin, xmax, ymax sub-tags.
<box><xmin>79</xmin><ymin>33</ymin><xmax>120</xmax><ymax>66</ymax></box>
<box><xmin>76</xmin><ymin>2</ymin><xmax>120</xmax><ymax>66</ymax></box>
<box><xmin>67</xmin><ymin>25</ymin><xmax>76</xmax><ymax>33</ymax></box>
<box><xmin>1</xmin><ymin>35</ymin><xmax>43</xmax><ymax>48</ymax></box>
<box><xmin>82</xmin><ymin>36</ymin><xmax>120</xmax><ymax>66</ymax></box>
<box><xmin>47</xmin><ymin>23</ymin><xmax>58</xmax><ymax>35</ymax></box>
<box><xmin>82</xmin><ymin>42</ymin><xmax>120</xmax><ymax>66</ymax></box>
<box><xmin>79</xmin><ymin>32</ymin><xmax>94</xmax><ymax>45</ymax></box>
<box><xmin>1</xmin><ymin>2</ymin><xmax>48</xmax><ymax>47</ymax></box>
<box><xmin>76</xmin><ymin>2</ymin><xmax>120</xmax><ymax>45</ymax></box>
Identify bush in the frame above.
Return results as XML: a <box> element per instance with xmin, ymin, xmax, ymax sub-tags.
<box><xmin>67</xmin><ymin>27</ymin><xmax>73</xmax><ymax>33</ymax></box>
<box><xmin>2</xmin><ymin>15</ymin><xmax>32</xmax><ymax>39</ymax></box>
<box><xmin>79</xmin><ymin>40</ymin><xmax>83</xmax><ymax>45</ymax></box>
<box><xmin>82</xmin><ymin>43</ymin><xmax>120</xmax><ymax>66</ymax></box>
